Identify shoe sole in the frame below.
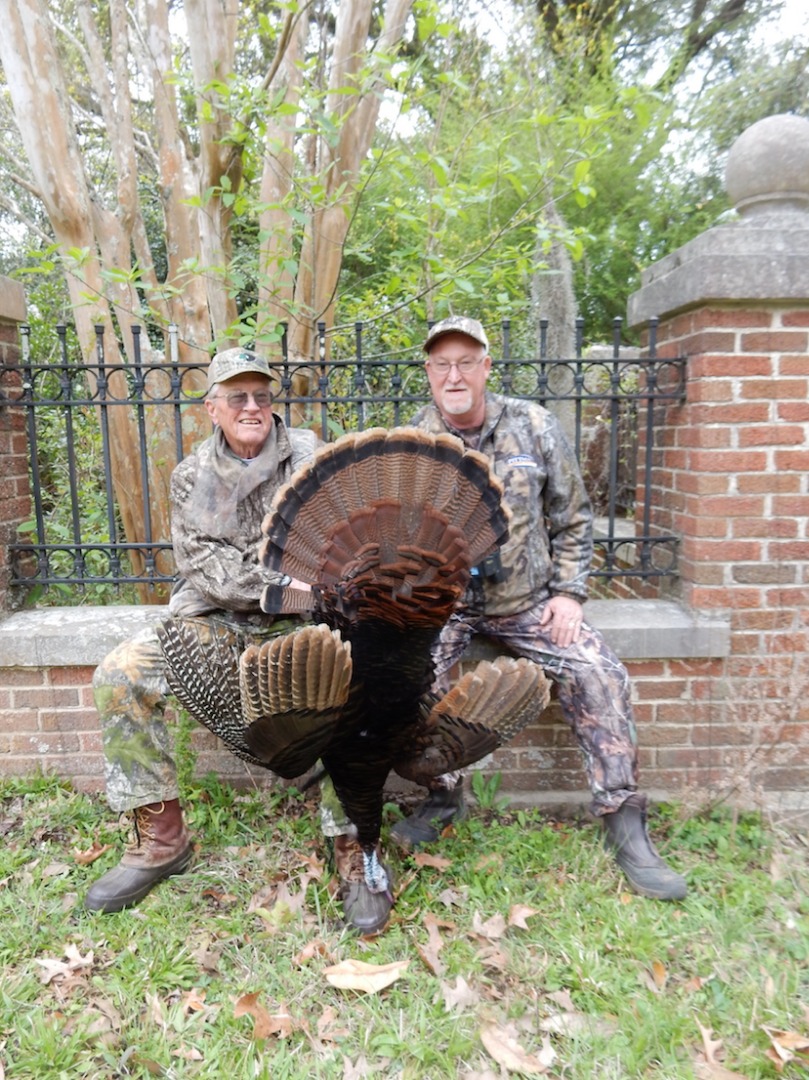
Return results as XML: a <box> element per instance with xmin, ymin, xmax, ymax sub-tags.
<box><xmin>85</xmin><ymin>847</ymin><xmax>193</xmax><ymax>913</ymax></box>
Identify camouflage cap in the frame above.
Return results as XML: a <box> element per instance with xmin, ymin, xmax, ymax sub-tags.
<box><xmin>206</xmin><ymin>348</ymin><xmax>272</xmax><ymax>391</ymax></box>
<box><xmin>423</xmin><ymin>315</ymin><xmax>489</xmax><ymax>353</ymax></box>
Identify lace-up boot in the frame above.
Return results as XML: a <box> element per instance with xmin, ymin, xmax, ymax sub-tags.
<box><xmin>85</xmin><ymin>799</ymin><xmax>192</xmax><ymax>913</ymax></box>
<box><xmin>333</xmin><ymin>834</ymin><xmax>394</xmax><ymax>935</ymax></box>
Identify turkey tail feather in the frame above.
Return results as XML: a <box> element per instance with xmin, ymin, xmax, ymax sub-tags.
<box><xmin>394</xmin><ymin>656</ymin><xmax>551</xmax><ymax>784</ymax></box>
<box><xmin>239</xmin><ymin>624</ymin><xmax>352</xmax><ymax>777</ymax></box>
<box><xmin>157</xmin><ymin>618</ymin><xmax>265</xmax><ymax>768</ymax></box>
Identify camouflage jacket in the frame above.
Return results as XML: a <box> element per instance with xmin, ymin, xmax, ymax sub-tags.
<box><xmin>412</xmin><ymin>392</ymin><xmax>593</xmax><ymax>616</ymax></box>
<box><xmin>168</xmin><ymin>416</ymin><xmax>319</xmax><ymax>618</ymax></box>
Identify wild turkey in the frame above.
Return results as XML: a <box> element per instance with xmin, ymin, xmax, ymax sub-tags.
<box><xmin>159</xmin><ymin>427</ymin><xmax>550</xmax><ymax>919</ymax></box>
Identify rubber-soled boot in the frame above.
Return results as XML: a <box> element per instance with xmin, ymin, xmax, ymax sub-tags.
<box><xmin>603</xmin><ymin>794</ymin><xmax>687</xmax><ymax>901</ymax></box>
<box><xmin>389</xmin><ymin>782</ymin><xmax>466</xmax><ymax>850</ymax></box>
<box><xmin>85</xmin><ymin>799</ymin><xmax>192</xmax><ymax>913</ymax></box>
<box><xmin>334</xmin><ymin>835</ymin><xmax>394</xmax><ymax>935</ymax></box>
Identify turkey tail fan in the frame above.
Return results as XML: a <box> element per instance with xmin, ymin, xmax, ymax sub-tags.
<box><xmin>258</xmin><ymin>427</ymin><xmax>510</xmax><ymax>597</ymax></box>
<box><xmin>157</xmin><ymin>617</ymin><xmax>266</xmax><ymax>768</ymax></box>
<box><xmin>393</xmin><ymin>656</ymin><xmax>551</xmax><ymax>785</ymax></box>
<box><xmin>240</xmin><ymin>624</ymin><xmax>353</xmax><ymax>778</ymax></box>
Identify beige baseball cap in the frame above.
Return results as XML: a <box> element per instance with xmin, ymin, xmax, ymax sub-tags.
<box><xmin>206</xmin><ymin>348</ymin><xmax>272</xmax><ymax>391</ymax></box>
<box><xmin>423</xmin><ymin>315</ymin><xmax>490</xmax><ymax>353</ymax></box>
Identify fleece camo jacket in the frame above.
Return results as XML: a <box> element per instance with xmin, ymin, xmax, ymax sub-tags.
<box><xmin>412</xmin><ymin>391</ymin><xmax>593</xmax><ymax>617</ymax></box>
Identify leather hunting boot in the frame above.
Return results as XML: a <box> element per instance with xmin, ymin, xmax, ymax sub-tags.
<box><xmin>334</xmin><ymin>834</ymin><xmax>394</xmax><ymax>935</ymax></box>
<box><xmin>85</xmin><ymin>799</ymin><xmax>192</xmax><ymax>913</ymax></box>
<box><xmin>389</xmin><ymin>781</ymin><xmax>466</xmax><ymax>850</ymax></box>
<box><xmin>603</xmin><ymin>794</ymin><xmax>687</xmax><ymax>901</ymax></box>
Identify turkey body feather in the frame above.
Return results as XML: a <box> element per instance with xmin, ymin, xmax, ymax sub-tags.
<box><xmin>159</xmin><ymin>428</ymin><xmax>551</xmax><ymax>902</ymax></box>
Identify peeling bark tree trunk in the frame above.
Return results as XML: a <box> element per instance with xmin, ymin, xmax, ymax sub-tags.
<box><xmin>0</xmin><ymin>0</ymin><xmax>413</xmax><ymax>570</ymax></box>
<box><xmin>531</xmin><ymin>197</ymin><xmax>578</xmax><ymax>447</ymax></box>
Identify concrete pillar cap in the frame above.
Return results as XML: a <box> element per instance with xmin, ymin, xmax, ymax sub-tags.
<box><xmin>725</xmin><ymin>113</ymin><xmax>809</xmax><ymax>219</ymax></box>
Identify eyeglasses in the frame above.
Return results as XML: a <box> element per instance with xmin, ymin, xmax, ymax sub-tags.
<box><xmin>212</xmin><ymin>390</ymin><xmax>273</xmax><ymax>409</ymax></box>
<box><xmin>426</xmin><ymin>356</ymin><xmax>485</xmax><ymax>376</ymax></box>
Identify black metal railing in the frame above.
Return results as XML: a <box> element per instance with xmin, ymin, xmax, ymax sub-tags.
<box><xmin>0</xmin><ymin>318</ymin><xmax>687</xmax><ymax>597</ymax></box>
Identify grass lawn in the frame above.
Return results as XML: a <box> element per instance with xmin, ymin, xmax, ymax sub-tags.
<box><xmin>0</xmin><ymin>770</ymin><xmax>807</xmax><ymax>1079</ymax></box>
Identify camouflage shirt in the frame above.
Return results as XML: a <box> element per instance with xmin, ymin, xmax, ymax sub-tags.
<box><xmin>412</xmin><ymin>392</ymin><xmax>593</xmax><ymax>616</ymax></box>
<box><xmin>168</xmin><ymin>416</ymin><xmax>319</xmax><ymax>617</ymax></box>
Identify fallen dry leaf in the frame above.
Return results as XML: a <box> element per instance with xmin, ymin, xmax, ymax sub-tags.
<box><xmin>413</xmin><ymin>852</ymin><xmax>452</xmax><ymax>871</ymax></box>
<box><xmin>508</xmin><ymin>904</ymin><xmax>539</xmax><ymax>930</ymax></box>
<box><xmin>293</xmin><ymin>939</ymin><xmax>330</xmax><ymax>965</ymax></box>
<box><xmin>539</xmin><ymin>1010</ymin><xmax>616</xmax><ymax>1038</ymax></box>
<box><xmin>171</xmin><ymin>1045</ymin><xmax>204</xmax><ymax>1061</ymax></box>
<box><xmin>694</xmin><ymin>1064</ymin><xmax>751</xmax><ymax>1080</ymax></box>
<box><xmin>697</xmin><ymin>1021</ymin><xmax>725</xmax><ymax>1066</ymax></box>
<box><xmin>418</xmin><ymin>912</ymin><xmax>449</xmax><ymax>975</ymax></box>
<box><xmin>297</xmin><ymin>851</ymin><xmax>325</xmax><ymax>879</ymax></box>
<box><xmin>73</xmin><ymin>840</ymin><xmax>111</xmax><ymax>866</ymax></box>
<box><xmin>762</xmin><ymin>1026</ymin><xmax>809</xmax><ymax>1071</ymax></box>
<box><xmin>480</xmin><ymin>1023</ymin><xmax>553</xmax><ymax>1075</ymax></box>
<box><xmin>417</xmin><ymin>942</ymin><xmax>443</xmax><ymax>977</ymax></box>
<box><xmin>545</xmin><ymin>989</ymin><xmax>575</xmax><ymax>1011</ymax></box>
<box><xmin>342</xmin><ymin>1053</ymin><xmax>373</xmax><ymax>1079</ymax></box>
<box><xmin>234</xmin><ymin>992</ymin><xmax>294</xmax><ymax>1040</ymax></box>
<box><xmin>472</xmin><ymin>911</ymin><xmax>507</xmax><ymax>940</ymax></box>
<box><xmin>440</xmin><ymin>975</ymin><xmax>479</xmax><ymax>1012</ymax></box>
<box><xmin>437</xmin><ymin>886</ymin><xmax>467</xmax><ymax>907</ymax></box>
<box><xmin>475</xmin><ymin>942</ymin><xmax>510</xmax><ymax>971</ymax></box>
<box><xmin>316</xmin><ymin>1004</ymin><xmax>350</xmax><ymax>1043</ymax></box>
<box><xmin>323</xmin><ymin>958</ymin><xmax>409</xmax><ymax>994</ymax></box>
<box><xmin>640</xmin><ymin>959</ymin><xmax>668</xmax><ymax>993</ymax></box>
<box><xmin>41</xmin><ymin>861</ymin><xmax>72</xmax><ymax>878</ymax></box>
<box><xmin>180</xmin><ymin>988</ymin><xmax>208</xmax><ymax>1015</ymax></box>
<box><xmin>474</xmin><ymin>853</ymin><xmax>503</xmax><ymax>872</ymax></box>
<box><xmin>35</xmin><ymin>944</ymin><xmax>94</xmax><ymax>985</ymax></box>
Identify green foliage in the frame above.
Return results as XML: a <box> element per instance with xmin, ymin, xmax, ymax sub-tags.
<box><xmin>469</xmin><ymin>768</ymin><xmax>509</xmax><ymax>811</ymax></box>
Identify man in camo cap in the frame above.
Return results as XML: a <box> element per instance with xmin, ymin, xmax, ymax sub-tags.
<box><xmin>394</xmin><ymin>315</ymin><xmax>688</xmax><ymax>902</ymax></box>
<box><xmin>86</xmin><ymin>347</ymin><xmax>319</xmax><ymax>914</ymax></box>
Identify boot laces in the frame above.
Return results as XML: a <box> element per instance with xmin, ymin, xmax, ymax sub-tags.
<box><xmin>335</xmin><ymin>837</ymin><xmax>389</xmax><ymax>893</ymax></box>
<box><xmin>122</xmin><ymin>803</ymin><xmax>162</xmax><ymax>854</ymax></box>
<box><xmin>334</xmin><ymin>837</ymin><xmax>366</xmax><ymax>884</ymax></box>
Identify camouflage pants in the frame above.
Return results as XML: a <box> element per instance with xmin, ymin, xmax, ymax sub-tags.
<box><xmin>92</xmin><ymin>624</ymin><xmax>179</xmax><ymax>813</ymax></box>
<box><xmin>433</xmin><ymin>601</ymin><xmax>639</xmax><ymax>816</ymax></box>
<box><xmin>92</xmin><ymin>616</ymin><xmax>300</xmax><ymax>813</ymax></box>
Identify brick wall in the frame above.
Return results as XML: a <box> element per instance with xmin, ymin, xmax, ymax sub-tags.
<box><xmin>0</xmin><ymin>282</ymin><xmax>31</xmax><ymax>612</ymax></box>
<box><xmin>0</xmin><ymin>646</ymin><xmax>765</xmax><ymax>809</ymax></box>
<box><xmin>0</xmin><ymin>601</ymin><xmax>733</xmax><ymax>809</ymax></box>
<box><xmin>632</xmin><ymin>304</ymin><xmax>809</xmax><ymax>802</ymax></box>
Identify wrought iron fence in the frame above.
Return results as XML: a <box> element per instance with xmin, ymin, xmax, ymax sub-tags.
<box><xmin>1</xmin><ymin>318</ymin><xmax>687</xmax><ymax>598</ymax></box>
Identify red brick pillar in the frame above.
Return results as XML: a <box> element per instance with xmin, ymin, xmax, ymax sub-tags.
<box><xmin>627</xmin><ymin>114</ymin><xmax>809</xmax><ymax>805</ymax></box>
<box><xmin>0</xmin><ymin>277</ymin><xmax>31</xmax><ymax>613</ymax></box>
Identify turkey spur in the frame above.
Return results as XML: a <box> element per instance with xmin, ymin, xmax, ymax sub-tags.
<box><xmin>159</xmin><ymin>427</ymin><xmax>550</xmax><ymax>925</ymax></box>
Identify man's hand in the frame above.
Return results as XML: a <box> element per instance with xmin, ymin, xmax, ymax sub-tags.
<box><xmin>288</xmin><ymin>577</ymin><xmax>311</xmax><ymax>593</ymax></box>
<box><xmin>539</xmin><ymin>595</ymin><xmax>584</xmax><ymax>648</ymax></box>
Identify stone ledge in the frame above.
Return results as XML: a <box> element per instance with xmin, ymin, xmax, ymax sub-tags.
<box><xmin>627</xmin><ymin>221</ymin><xmax>809</xmax><ymax>327</ymax></box>
<box><xmin>0</xmin><ymin>599</ymin><xmax>731</xmax><ymax>667</ymax></box>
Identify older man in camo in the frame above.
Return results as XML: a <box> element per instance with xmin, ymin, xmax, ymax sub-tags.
<box><xmin>389</xmin><ymin>315</ymin><xmax>687</xmax><ymax>901</ymax></box>
<box><xmin>86</xmin><ymin>348</ymin><xmax>319</xmax><ymax>914</ymax></box>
